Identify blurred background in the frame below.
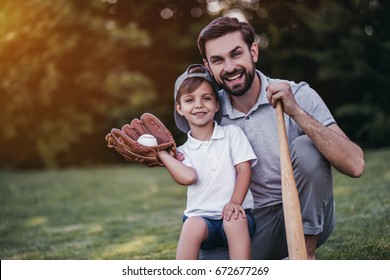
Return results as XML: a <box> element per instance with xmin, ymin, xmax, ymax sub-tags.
<box><xmin>1</xmin><ymin>0</ymin><xmax>389</xmax><ymax>169</ymax></box>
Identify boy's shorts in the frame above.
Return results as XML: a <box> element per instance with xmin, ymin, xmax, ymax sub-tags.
<box><xmin>183</xmin><ymin>210</ymin><xmax>256</xmax><ymax>250</ymax></box>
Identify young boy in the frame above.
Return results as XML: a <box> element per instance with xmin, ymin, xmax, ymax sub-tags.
<box><xmin>157</xmin><ymin>64</ymin><xmax>257</xmax><ymax>260</ymax></box>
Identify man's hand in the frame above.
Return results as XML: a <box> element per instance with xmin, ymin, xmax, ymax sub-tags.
<box><xmin>266</xmin><ymin>80</ymin><xmax>365</xmax><ymax>178</ymax></box>
<box><xmin>266</xmin><ymin>81</ymin><xmax>303</xmax><ymax>118</ymax></box>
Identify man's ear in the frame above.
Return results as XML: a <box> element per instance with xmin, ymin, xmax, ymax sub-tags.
<box><xmin>203</xmin><ymin>59</ymin><xmax>212</xmax><ymax>75</ymax></box>
<box><xmin>250</xmin><ymin>42</ymin><xmax>259</xmax><ymax>63</ymax></box>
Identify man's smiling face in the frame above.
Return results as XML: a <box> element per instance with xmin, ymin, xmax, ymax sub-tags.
<box><xmin>204</xmin><ymin>31</ymin><xmax>258</xmax><ymax>96</ymax></box>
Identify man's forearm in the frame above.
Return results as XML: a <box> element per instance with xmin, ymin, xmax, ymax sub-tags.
<box><xmin>292</xmin><ymin>108</ymin><xmax>365</xmax><ymax>178</ymax></box>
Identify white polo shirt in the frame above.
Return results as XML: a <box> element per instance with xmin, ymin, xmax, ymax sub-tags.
<box><xmin>178</xmin><ymin>123</ymin><xmax>257</xmax><ymax>219</ymax></box>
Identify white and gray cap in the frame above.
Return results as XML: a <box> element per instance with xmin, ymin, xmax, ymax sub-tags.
<box><xmin>173</xmin><ymin>64</ymin><xmax>221</xmax><ymax>133</ymax></box>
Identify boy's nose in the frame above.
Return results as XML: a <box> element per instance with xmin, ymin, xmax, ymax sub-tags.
<box><xmin>195</xmin><ymin>101</ymin><xmax>203</xmax><ymax>108</ymax></box>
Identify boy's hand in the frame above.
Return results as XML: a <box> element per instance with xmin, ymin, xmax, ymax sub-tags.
<box><xmin>222</xmin><ymin>202</ymin><xmax>246</xmax><ymax>221</ymax></box>
<box><xmin>175</xmin><ymin>151</ymin><xmax>185</xmax><ymax>162</ymax></box>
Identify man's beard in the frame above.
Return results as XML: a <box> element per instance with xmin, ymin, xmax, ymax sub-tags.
<box><xmin>220</xmin><ymin>64</ymin><xmax>256</xmax><ymax>97</ymax></box>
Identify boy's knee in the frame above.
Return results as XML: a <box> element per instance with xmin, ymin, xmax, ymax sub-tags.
<box><xmin>223</xmin><ymin>216</ymin><xmax>248</xmax><ymax>233</ymax></box>
<box><xmin>183</xmin><ymin>217</ymin><xmax>207</xmax><ymax>233</ymax></box>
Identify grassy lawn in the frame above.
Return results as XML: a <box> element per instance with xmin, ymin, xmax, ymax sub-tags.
<box><xmin>0</xmin><ymin>148</ymin><xmax>389</xmax><ymax>260</ymax></box>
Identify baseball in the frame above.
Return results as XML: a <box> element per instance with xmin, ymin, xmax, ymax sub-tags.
<box><xmin>137</xmin><ymin>134</ymin><xmax>158</xmax><ymax>146</ymax></box>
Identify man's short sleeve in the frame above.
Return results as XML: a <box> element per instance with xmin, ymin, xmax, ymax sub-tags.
<box><xmin>291</xmin><ymin>81</ymin><xmax>336</xmax><ymax>127</ymax></box>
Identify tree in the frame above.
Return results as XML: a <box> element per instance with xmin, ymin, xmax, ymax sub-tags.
<box><xmin>1</xmin><ymin>0</ymin><xmax>389</xmax><ymax>168</ymax></box>
<box><xmin>239</xmin><ymin>0</ymin><xmax>390</xmax><ymax>147</ymax></box>
<box><xmin>0</xmin><ymin>0</ymin><xmax>155</xmax><ymax>167</ymax></box>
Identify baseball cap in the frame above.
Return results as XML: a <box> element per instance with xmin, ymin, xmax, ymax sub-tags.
<box><xmin>174</xmin><ymin>64</ymin><xmax>221</xmax><ymax>133</ymax></box>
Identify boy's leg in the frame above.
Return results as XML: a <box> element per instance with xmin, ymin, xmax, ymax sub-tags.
<box><xmin>176</xmin><ymin>216</ymin><xmax>208</xmax><ymax>260</ymax></box>
<box><xmin>223</xmin><ymin>215</ymin><xmax>251</xmax><ymax>260</ymax></box>
<box><xmin>199</xmin><ymin>212</ymin><xmax>255</xmax><ymax>260</ymax></box>
<box><xmin>198</xmin><ymin>247</ymin><xmax>229</xmax><ymax>260</ymax></box>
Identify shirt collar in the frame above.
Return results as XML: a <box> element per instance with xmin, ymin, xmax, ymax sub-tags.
<box><xmin>220</xmin><ymin>70</ymin><xmax>270</xmax><ymax>119</ymax></box>
<box><xmin>186</xmin><ymin>122</ymin><xmax>225</xmax><ymax>150</ymax></box>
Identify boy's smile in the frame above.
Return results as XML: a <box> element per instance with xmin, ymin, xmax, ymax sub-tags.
<box><xmin>176</xmin><ymin>81</ymin><xmax>219</xmax><ymax>138</ymax></box>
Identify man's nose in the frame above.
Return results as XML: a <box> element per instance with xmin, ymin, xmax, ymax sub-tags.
<box><xmin>224</xmin><ymin>58</ymin><xmax>236</xmax><ymax>73</ymax></box>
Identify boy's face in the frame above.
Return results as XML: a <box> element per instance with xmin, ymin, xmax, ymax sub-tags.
<box><xmin>203</xmin><ymin>31</ymin><xmax>258</xmax><ymax>96</ymax></box>
<box><xmin>176</xmin><ymin>81</ymin><xmax>219</xmax><ymax>131</ymax></box>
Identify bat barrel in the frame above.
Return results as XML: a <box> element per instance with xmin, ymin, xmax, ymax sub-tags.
<box><xmin>276</xmin><ymin>101</ymin><xmax>308</xmax><ymax>260</ymax></box>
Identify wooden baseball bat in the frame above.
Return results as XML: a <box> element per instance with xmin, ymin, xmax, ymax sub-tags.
<box><xmin>275</xmin><ymin>100</ymin><xmax>308</xmax><ymax>260</ymax></box>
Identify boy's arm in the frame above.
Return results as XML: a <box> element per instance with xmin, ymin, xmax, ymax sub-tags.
<box><xmin>157</xmin><ymin>150</ymin><xmax>197</xmax><ymax>186</ymax></box>
<box><xmin>222</xmin><ymin>161</ymin><xmax>252</xmax><ymax>220</ymax></box>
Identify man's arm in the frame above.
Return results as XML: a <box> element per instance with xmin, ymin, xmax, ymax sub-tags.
<box><xmin>157</xmin><ymin>150</ymin><xmax>197</xmax><ymax>186</ymax></box>
<box><xmin>267</xmin><ymin>82</ymin><xmax>365</xmax><ymax>178</ymax></box>
<box><xmin>293</xmin><ymin>111</ymin><xmax>364</xmax><ymax>177</ymax></box>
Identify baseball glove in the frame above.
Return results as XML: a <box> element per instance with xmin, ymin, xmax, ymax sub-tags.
<box><xmin>105</xmin><ymin>113</ymin><xmax>176</xmax><ymax>167</ymax></box>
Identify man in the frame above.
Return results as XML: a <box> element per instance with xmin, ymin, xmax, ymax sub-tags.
<box><xmin>197</xmin><ymin>17</ymin><xmax>365</xmax><ymax>259</ymax></box>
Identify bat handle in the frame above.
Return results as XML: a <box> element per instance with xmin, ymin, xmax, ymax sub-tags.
<box><xmin>275</xmin><ymin>100</ymin><xmax>308</xmax><ymax>260</ymax></box>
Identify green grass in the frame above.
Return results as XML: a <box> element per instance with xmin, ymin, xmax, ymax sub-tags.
<box><xmin>0</xmin><ymin>149</ymin><xmax>389</xmax><ymax>260</ymax></box>
<box><xmin>316</xmin><ymin>148</ymin><xmax>390</xmax><ymax>259</ymax></box>
<box><xmin>0</xmin><ymin>166</ymin><xmax>186</xmax><ymax>259</ymax></box>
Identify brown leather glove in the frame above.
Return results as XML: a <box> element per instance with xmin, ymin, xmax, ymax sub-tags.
<box><xmin>105</xmin><ymin>113</ymin><xmax>176</xmax><ymax>167</ymax></box>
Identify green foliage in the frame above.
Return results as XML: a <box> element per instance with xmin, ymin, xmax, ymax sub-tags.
<box><xmin>0</xmin><ymin>0</ymin><xmax>156</xmax><ymax>167</ymax></box>
<box><xmin>335</xmin><ymin>104</ymin><xmax>390</xmax><ymax>147</ymax></box>
<box><xmin>0</xmin><ymin>149</ymin><xmax>389</xmax><ymax>259</ymax></box>
<box><xmin>1</xmin><ymin>0</ymin><xmax>389</xmax><ymax>168</ymax></box>
<box><xmin>249</xmin><ymin>0</ymin><xmax>390</xmax><ymax>147</ymax></box>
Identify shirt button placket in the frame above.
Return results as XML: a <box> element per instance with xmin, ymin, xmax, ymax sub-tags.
<box><xmin>244</xmin><ymin>115</ymin><xmax>251</xmax><ymax>133</ymax></box>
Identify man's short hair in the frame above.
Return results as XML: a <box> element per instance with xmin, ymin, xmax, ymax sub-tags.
<box><xmin>197</xmin><ymin>17</ymin><xmax>256</xmax><ymax>60</ymax></box>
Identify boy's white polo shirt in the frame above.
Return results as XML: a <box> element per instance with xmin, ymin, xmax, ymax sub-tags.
<box><xmin>178</xmin><ymin>123</ymin><xmax>257</xmax><ymax>219</ymax></box>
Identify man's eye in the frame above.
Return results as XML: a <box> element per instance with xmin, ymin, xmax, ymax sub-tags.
<box><xmin>211</xmin><ymin>58</ymin><xmax>222</xmax><ymax>65</ymax></box>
